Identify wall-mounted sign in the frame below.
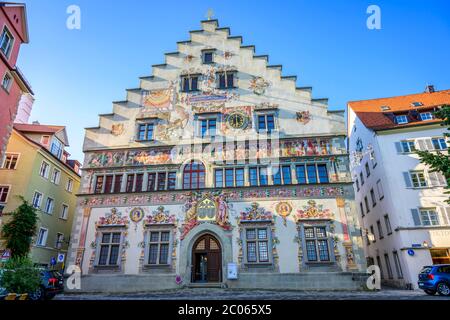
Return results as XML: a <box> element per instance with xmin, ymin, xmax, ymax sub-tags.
<box><xmin>407</xmin><ymin>249</ymin><xmax>415</xmax><ymax>256</ymax></box>
<box><xmin>227</xmin><ymin>263</ymin><xmax>238</xmax><ymax>280</ymax></box>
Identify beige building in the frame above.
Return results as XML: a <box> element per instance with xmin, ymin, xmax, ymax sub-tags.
<box><xmin>67</xmin><ymin>19</ymin><xmax>367</xmax><ymax>292</ymax></box>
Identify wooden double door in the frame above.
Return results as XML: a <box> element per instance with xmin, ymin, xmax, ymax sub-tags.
<box><xmin>192</xmin><ymin>234</ymin><xmax>222</xmax><ymax>283</ymax></box>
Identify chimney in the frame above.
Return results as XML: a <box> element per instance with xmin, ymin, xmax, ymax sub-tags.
<box><xmin>425</xmin><ymin>85</ymin><xmax>435</xmax><ymax>93</ymax></box>
<box><xmin>32</xmin><ymin>120</ymin><xmax>40</xmax><ymax>125</ymax></box>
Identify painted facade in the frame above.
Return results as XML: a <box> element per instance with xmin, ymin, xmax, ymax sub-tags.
<box><xmin>67</xmin><ymin>19</ymin><xmax>366</xmax><ymax>292</ymax></box>
<box><xmin>0</xmin><ymin>124</ymin><xmax>81</xmax><ymax>270</ymax></box>
<box><xmin>348</xmin><ymin>87</ymin><xmax>450</xmax><ymax>289</ymax></box>
<box><xmin>0</xmin><ymin>2</ymin><xmax>33</xmax><ymax>163</ymax></box>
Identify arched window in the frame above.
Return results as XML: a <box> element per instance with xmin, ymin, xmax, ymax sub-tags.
<box><xmin>183</xmin><ymin>160</ymin><xmax>205</xmax><ymax>189</ymax></box>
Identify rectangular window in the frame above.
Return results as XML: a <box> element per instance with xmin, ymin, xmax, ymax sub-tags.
<box><xmin>307</xmin><ymin>164</ymin><xmax>317</xmax><ymax>183</ymax></box>
<box><xmin>360</xmin><ymin>202</ymin><xmax>365</xmax><ymax>217</ymax></box>
<box><xmin>384</xmin><ymin>254</ymin><xmax>394</xmax><ymax>279</ymax></box>
<box><xmin>317</xmin><ymin>164</ymin><xmax>329</xmax><ymax>183</ymax></box>
<box><xmin>420</xmin><ymin>112</ymin><xmax>433</xmax><ymax>121</ymax></box>
<box><xmin>135</xmin><ymin>173</ymin><xmax>144</xmax><ymax>192</ymax></box>
<box><xmin>384</xmin><ymin>214</ymin><xmax>392</xmax><ymax>234</ymax></box>
<box><xmin>420</xmin><ymin>209</ymin><xmax>440</xmax><ymax>226</ymax></box>
<box><xmin>225</xmin><ymin>168</ymin><xmax>234</xmax><ymax>187</ymax></box>
<box><xmin>304</xmin><ymin>226</ymin><xmax>330</xmax><ymax>262</ymax></box>
<box><xmin>355</xmin><ymin>178</ymin><xmax>360</xmax><ymax>192</ymax></box>
<box><xmin>147</xmin><ymin>173</ymin><xmax>156</xmax><ymax>191</ymax></box>
<box><xmin>32</xmin><ymin>191</ymin><xmax>43</xmax><ymax>209</ymax></box>
<box><xmin>50</xmin><ymin>139</ymin><xmax>63</xmax><ymax>159</ymax></box>
<box><xmin>0</xmin><ymin>26</ymin><xmax>14</xmax><ymax>58</ymax></box>
<box><xmin>126</xmin><ymin>175</ymin><xmax>135</xmax><ymax>192</ymax></box>
<box><xmin>98</xmin><ymin>232</ymin><xmax>121</xmax><ymax>266</ymax></box>
<box><xmin>200</xmin><ymin>118</ymin><xmax>217</xmax><ymax>137</ymax></box>
<box><xmin>376</xmin><ymin>180</ymin><xmax>384</xmax><ymax>200</ymax></box>
<box><xmin>66</xmin><ymin>178</ymin><xmax>74</xmax><ymax>192</ymax></box>
<box><xmin>272</xmin><ymin>167</ymin><xmax>282</xmax><ymax>185</ymax></box>
<box><xmin>249</xmin><ymin>167</ymin><xmax>258</xmax><ymax>186</ymax></box>
<box><xmin>218</xmin><ymin>71</ymin><xmax>234</xmax><ymax>89</ymax></box>
<box><xmin>295</xmin><ymin>165</ymin><xmax>307</xmax><ymax>184</ymax></box>
<box><xmin>147</xmin><ymin>230</ymin><xmax>171</xmax><ymax>265</ymax></box>
<box><xmin>0</xmin><ymin>186</ymin><xmax>10</xmax><ymax>203</ymax></box>
<box><xmin>113</xmin><ymin>175</ymin><xmax>122</xmax><ymax>193</ymax></box>
<box><xmin>365</xmin><ymin>162</ymin><xmax>370</xmax><ymax>177</ymax></box>
<box><xmin>364</xmin><ymin>196</ymin><xmax>370</xmax><ymax>213</ymax></box>
<box><xmin>393</xmin><ymin>251</ymin><xmax>403</xmax><ymax>279</ymax></box>
<box><xmin>214</xmin><ymin>169</ymin><xmax>223</xmax><ymax>188</ymax></box>
<box><xmin>1</xmin><ymin>72</ymin><xmax>12</xmax><ymax>91</ymax></box>
<box><xmin>370</xmin><ymin>225</ymin><xmax>375</xmax><ymax>243</ymax></box>
<box><xmin>50</xmin><ymin>169</ymin><xmax>61</xmax><ymax>184</ymax></box>
<box><xmin>376</xmin><ymin>256</ymin><xmax>384</xmax><ymax>279</ymax></box>
<box><xmin>401</xmin><ymin>140</ymin><xmax>416</xmax><ymax>153</ymax></box>
<box><xmin>137</xmin><ymin>123</ymin><xmax>154</xmax><ymax>141</ymax></box>
<box><xmin>395</xmin><ymin>115</ymin><xmax>408</xmax><ymax>124</ymax></box>
<box><xmin>432</xmin><ymin>138</ymin><xmax>447</xmax><ymax>150</ymax></box>
<box><xmin>410</xmin><ymin>171</ymin><xmax>427</xmax><ymax>188</ymax></box>
<box><xmin>235</xmin><ymin>168</ymin><xmax>244</xmax><ymax>187</ymax></box>
<box><xmin>39</xmin><ymin>161</ymin><xmax>50</xmax><ymax>179</ymax></box>
<box><xmin>360</xmin><ymin>172</ymin><xmax>364</xmax><ymax>186</ymax></box>
<box><xmin>257</xmin><ymin>114</ymin><xmax>275</xmax><ymax>133</ymax></box>
<box><xmin>95</xmin><ymin>176</ymin><xmax>104</xmax><ymax>193</ymax></box>
<box><xmin>55</xmin><ymin>233</ymin><xmax>64</xmax><ymax>249</ymax></box>
<box><xmin>282</xmin><ymin>165</ymin><xmax>292</xmax><ymax>184</ymax></box>
<box><xmin>259</xmin><ymin>167</ymin><xmax>268</xmax><ymax>186</ymax></box>
<box><xmin>44</xmin><ymin>197</ymin><xmax>54</xmax><ymax>214</ymax></box>
<box><xmin>181</xmin><ymin>75</ymin><xmax>199</xmax><ymax>92</ymax></box>
<box><xmin>157</xmin><ymin>172</ymin><xmax>167</xmax><ymax>191</ymax></box>
<box><xmin>36</xmin><ymin>228</ymin><xmax>48</xmax><ymax>247</ymax></box>
<box><xmin>203</xmin><ymin>51</ymin><xmax>214</xmax><ymax>64</ymax></box>
<box><xmin>370</xmin><ymin>188</ymin><xmax>376</xmax><ymax>207</ymax></box>
<box><xmin>167</xmin><ymin>172</ymin><xmax>176</xmax><ymax>190</ymax></box>
<box><xmin>60</xmin><ymin>204</ymin><xmax>69</xmax><ymax>220</ymax></box>
<box><xmin>2</xmin><ymin>153</ymin><xmax>18</xmax><ymax>169</ymax></box>
<box><xmin>246</xmin><ymin>227</ymin><xmax>270</xmax><ymax>263</ymax></box>
<box><xmin>376</xmin><ymin>220</ymin><xmax>383</xmax><ymax>239</ymax></box>
<box><xmin>103</xmin><ymin>175</ymin><xmax>113</xmax><ymax>194</ymax></box>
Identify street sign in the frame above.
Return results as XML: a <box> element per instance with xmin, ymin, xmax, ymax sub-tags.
<box><xmin>57</xmin><ymin>253</ymin><xmax>65</xmax><ymax>263</ymax></box>
<box><xmin>1</xmin><ymin>249</ymin><xmax>11</xmax><ymax>262</ymax></box>
<box><xmin>407</xmin><ymin>249</ymin><xmax>415</xmax><ymax>256</ymax></box>
<box><xmin>50</xmin><ymin>257</ymin><xmax>56</xmax><ymax>266</ymax></box>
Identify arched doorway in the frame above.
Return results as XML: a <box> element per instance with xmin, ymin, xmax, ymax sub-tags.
<box><xmin>192</xmin><ymin>234</ymin><xmax>222</xmax><ymax>283</ymax></box>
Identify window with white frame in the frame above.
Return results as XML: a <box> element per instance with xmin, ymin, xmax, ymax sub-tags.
<box><xmin>376</xmin><ymin>179</ymin><xmax>384</xmax><ymax>200</ymax></box>
<box><xmin>245</xmin><ymin>226</ymin><xmax>271</xmax><ymax>264</ymax></box>
<box><xmin>0</xmin><ymin>26</ymin><xmax>14</xmax><ymax>58</ymax></box>
<box><xmin>432</xmin><ymin>137</ymin><xmax>447</xmax><ymax>150</ymax></box>
<box><xmin>384</xmin><ymin>253</ymin><xmax>394</xmax><ymax>279</ymax></box>
<box><xmin>55</xmin><ymin>233</ymin><xmax>64</xmax><ymax>249</ymax></box>
<box><xmin>66</xmin><ymin>179</ymin><xmax>73</xmax><ymax>192</ymax></box>
<box><xmin>295</xmin><ymin>164</ymin><xmax>328</xmax><ymax>184</ymax></box>
<box><xmin>44</xmin><ymin>197</ymin><xmax>54</xmax><ymax>214</ymax></box>
<box><xmin>39</xmin><ymin>161</ymin><xmax>50</xmax><ymax>179</ymax></box>
<box><xmin>137</xmin><ymin>122</ymin><xmax>154</xmax><ymax>141</ymax></box>
<box><xmin>395</xmin><ymin>115</ymin><xmax>408</xmax><ymax>124</ymax></box>
<box><xmin>304</xmin><ymin>226</ymin><xmax>331</xmax><ymax>262</ymax></box>
<box><xmin>146</xmin><ymin>230</ymin><xmax>171</xmax><ymax>265</ymax></box>
<box><xmin>248</xmin><ymin>166</ymin><xmax>268</xmax><ymax>186</ymax></box>
<box><xmin>272</xmin><ymin>165</ymin><xmax>292</xmax><ymax>185</ymax></box>
<box><xmin>1</xmin><ymin>72</ymin><xmax>12</xmax><ymax>92</ymax></box>
<box><xmin>199</xmin><ymin>117</ymin><xmax>217</xmax><ymax>137</ymax></box>
<box><xmin>376</xmin><ymin>220</ymin><xmax>383</xmax><ymax>239</ymax></box>
<box><xmin>400</xmin><ymin>140</ymin><xmax>416</xmax><ymax>153</ymax></box>
<box><xmin>50</xmin><ymin>168</ymin><xmax>61</xmax><ymax>184</ymax></box>
<box><xmin>360</xmin><ymin>202</ymin><xmax>365</xmax><ymax>218</ymax></box>
<box><xmin>60</xmin><ymin>204</ymin><xmax>69</xmax><ymax>220</ymax></box>
<box><xmin>364</xmin><ymin>196</ymin><xmax>370</xmax><ymax>213</ymax></box>
<box><xmin>359</xmin><ymin>172</ymin><xmax>364</xmax><ymax>186</ymax></box>
<box><xmin>420</xmin><ymin>209</ymin><xmax>440</xmax><ymax>226</ymax></box>
<box><xmin>50</xmin><ymin>138</ymin><xmax>64</xmax><ymax>159</ymax></box>
<box><xmin>257</xmin><ymin>114</ymin><xmax>275</xmax><ymax>133</ymax></box>
<box><xmin>420</xmin><ymin>112</ymin><xmax>433</xmax><ymax>121</ymax></box>
<box><xmin>215</xmin><ymin>167</ymin><xmax>245</xmax><ymax>188</ymax></box>
<box><xmin>32</xmin><ymin>191</ymin><xmax>43</xmax><ymax>209</ymax></box>
<box><xmin>36</xmin><ymin>228</ymin><xmax>48</xmax><ymax>247</ymax></box>
<box><xmin>0</xmin><ymin>186</ymin><xmax>10</xmax><ymax>203</ymax></box>
<box><xmin>370</xmin><ymin>188</ymin><xmax>376</xmax><ymax>207</ymax></box>
<box><xmin>410</xmin><ymin>171</ymin><xmax>427</xmax><ymax>188</ymax></box>
<box><xmin>365</xmin><ymin>162</ymin><xmax>370</xmax><ymax>178</ymax></box>
<box><xmin>181</xmin><ymin>74</ymin><xmax>199</xmax><ymax>92</ymax></box>
<box><xmin>2</xmin><ymin>153</ymin><xmax>19</xmax><ymax>169</ymax></box>
<box><xmin>384</xmin><ymin>214</ymin><xmax>392</xmax><ymax>234</ymax></box>
<box><xmin>393</xmin><ymin>251</ymin><xmax>403</xmax><ymax>279</ymax></box>
<box><xmin>97</xmin><ymin>232</ymin><xmax>122</xmax><ymax>266</ymax></box>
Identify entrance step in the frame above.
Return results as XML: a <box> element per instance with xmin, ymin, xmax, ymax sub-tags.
<box><xmin>187</xmin><ymin>283</ymin><xmax>225</xmax><ymax>289</ymax></box>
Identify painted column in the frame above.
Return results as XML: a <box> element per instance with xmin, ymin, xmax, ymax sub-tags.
<box><xmin>75</xmin><ymin>207</ymin><xmax>92</xmax><ymax>271</ymax></box>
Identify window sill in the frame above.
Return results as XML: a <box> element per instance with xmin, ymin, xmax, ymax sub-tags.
<box><xmin>305</xmin><ymin>261</ymin><xmax>334</xmax><ymax>265</ymax></box>
<box><xmin>143</xmin><ymin>264</ymin><xmax>171</xmax><ymax>268</ymax></box>
<box><xmin>94</xmin><ymin>265</ymin><xmax>120</xmax><ymax>270</ymax></box>
<box><xmin>135</xmin><ymin>139</ymin><xmax>155</xmax><ymax>143</ymax></box>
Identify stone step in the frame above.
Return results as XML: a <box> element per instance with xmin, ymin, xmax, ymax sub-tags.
<box><xmin>187</xmin><ymin>282</ymin><xmax>224</xmax><ymax>289</ymax></box>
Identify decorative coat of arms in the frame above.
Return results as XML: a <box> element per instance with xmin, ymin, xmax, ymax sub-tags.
<box><xmin>129</xmin><ymin>207</ymin><xmax>144</xmax><ymax>223</ymax></box>
<box><xmin>296</xmin><ymin>200</ymin><xmax>332</xmax><ymax>220</ymax></box>
<box><xmin>239</xmin><ymin>202</ymin><xmax>273</xmax><ymax>222</ymax></box>
<box><xmin>96</xmin><ymin>208</ymin><xmax>129</xmax><ymax>227</ymax></box>
<box><xmin>249</xmin><ymin>76</ymin><xmax>270</xmax><ymax>95</ymax></box>
<box><xmin>111</xmin><ymin>123</ymin><xmax>124</xmax><ymax>136</ymax></box>
<box><xmin>296</xmin><ymin>111</ymin><xmax>311</xmax><ymax>125</ymax></box>
<box><xmin>145</xmin><ymin>206</ymin><xmax>176</xmax><ymax>225</ymax></box>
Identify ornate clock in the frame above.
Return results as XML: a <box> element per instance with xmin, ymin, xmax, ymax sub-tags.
<box><xmin>227</xmin><ymin>112</ymin><xmax>249</xmax><ymax>130</ymax></box>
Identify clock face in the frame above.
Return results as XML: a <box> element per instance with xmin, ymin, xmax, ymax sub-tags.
<box><xmin>227</xmin><ymin>112</ymin><xmax>248</xmax><ymax>129</ymax></box>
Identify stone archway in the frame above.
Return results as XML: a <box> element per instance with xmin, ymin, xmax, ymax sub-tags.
<box><xmin>179</xmin><ymin>223</ymin><xmax>232</xmax><ymax>285</ymax></box>
<box><xmin>192</xmin><ymin>233</ymin><xmax>222</xmax><ymax>282</ymax></box>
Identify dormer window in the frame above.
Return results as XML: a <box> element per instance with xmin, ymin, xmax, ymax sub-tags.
<box><xmin>217</xmin><ymin>71</ymin><xmax>235</xmax><ymax>89</ymax></box>
<box><xmin>380</xmin><ymin>106</ymin><xmax>390</xmax><ymax>111</ymax></box>
<box><xmin>1</xmin><ymin>73</ymin><xmax>12</xmax><ymax>92</ymax></box>
<box><xmin>411</xmin><ymin>102</ymin><xmax>423</xmax><ymax>107</ymax></box>
<box><xmin>202</xmin><ymin>50</ymin><xmax>215</xmax><ymax>64</ymax></box>
<box><xmin>50</xmin><ymin>138</ymin><xmax>64</xmax><ymax>159</ymax></box>
<box><xmin>395</xmin><ymin>115</ymin><xmax>408</xmax><ymax>124</ymax></box>
<box><xmin>0</xmin><ymin>26</ymin><xmax>14</xmax><ymax>58</ymax></box>
<box><xmin>181</xmin><ymin>75</ymin><xmax>199</xmax><ymax>92</ymax></box>
<box><xmin>419</xmin><ymin>112</ymin><xmax>433</xmax><ymax>121</ymax></box>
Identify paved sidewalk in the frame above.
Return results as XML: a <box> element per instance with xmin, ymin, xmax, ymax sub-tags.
<box><xmin>54</xmin><ymin>288</ymin><xmax>450</xmax><ymax>300</ymax></box>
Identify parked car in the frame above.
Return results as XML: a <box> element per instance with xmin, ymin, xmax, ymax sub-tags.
<box><xmin>28</xmin><ymin>269</ymin><xmax>64</xmax><ymax>300</ymax></box>
<box><xmin>418</xmin><ymin>264</ymin><xmax>450</xmax><ymax>296</ymax></box>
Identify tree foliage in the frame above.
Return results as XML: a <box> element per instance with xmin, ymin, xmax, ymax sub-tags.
<box><xmin>1</xmin><ymin>198</ymin><xmax>38</xmax><ymax>258</ymax></box>
<box><xmin>0</xmin><ymin>256</ymin><xmax>41</xmax><ymax>294</ymax></box>
<box><xmin>416</xmin><ymin>105</ymin><xmax>450</xmax><ymax>202</ymax></box>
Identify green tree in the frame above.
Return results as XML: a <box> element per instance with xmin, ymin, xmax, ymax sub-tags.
<box><xmin>0</xmin><ymin>256</ymin><xmax>41</xmax><ymax>294</ymax></box>
<box><xmin>1</xmin><ymin>198</ymin><xmax>38</xmax><ymax>258</ymax></box>
<box><xmin>416</xmin><ymin>105</ymin><xmax>450</xmax><ymax>202</ymax></box>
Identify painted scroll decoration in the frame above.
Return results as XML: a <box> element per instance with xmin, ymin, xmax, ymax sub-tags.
<box><xmin>296</xmin><ymin>200</ymin><xmax>333</xmax><ymax>220</ymax></box>
<box><xmin>249</xmin><ymin>76</ymin><xmax>270</xmax><ymax>95</ymax></box>
<box><xmin>238</xmin><ymin>202</ymin><xmax>273</xmax><ymax>222</ymax></box>
<box><xmin>296</xmin><ymin>111</ymin><xmax>311</xmax><ymax>125</ymax></box>
<box><xmin>145</xmin><ymin>206</ymin><xmax>176</xmax><ymax>225</ymax></box>
<box><xmin>95</xmin><ymin>208</ymin><xmax>129</xmax><ymax>227</ymax></box>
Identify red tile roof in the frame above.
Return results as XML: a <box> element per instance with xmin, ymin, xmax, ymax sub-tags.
<box><xmin>13</xmin><ymin>123</ymin><xmax>65</xmax><ymax>134</ymax></box>
<box><xmin>348</xmin><ymin>89</ymin><xmax>450</xmax><ymax>131</ymax></box>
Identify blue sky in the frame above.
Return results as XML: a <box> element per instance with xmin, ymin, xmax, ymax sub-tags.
<box><xmin>17</xmin><ymin>0</ymin><xmax>450</xmax><ymax>162</ymax></box>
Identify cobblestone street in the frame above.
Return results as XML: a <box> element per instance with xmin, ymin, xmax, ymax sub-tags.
<box><xmin>55</xmin><ymin>288</ymin><xmax>450</xmax><ymax>300</ymax></box>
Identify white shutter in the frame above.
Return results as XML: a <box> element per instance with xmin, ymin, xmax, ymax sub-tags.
<box><xmin>395</xmin><ymin>142</ymin><xmax>404</xmax><ymax>153</ymax></box>
<box><xmin>424</xmin><ymin>138</ymin><xmax>434</xmax><ymax>151</ymax></box>
<box><xmin>416</xmin><ymin>139</ymin><xmax>426</xmax><ymax>151</ymax></box>
<box><xmin>436</xmin><ymin>172</ymin><xmax>447</xmax><ymax>186</ymax></box>
<box><xmin>428</xmin><ymin>172</ymin><xmax>440</xmax><ymax>187</ymax></box>
<box><xmin>439</xmin><ymin>207</ymin><xmax>450</xmax><ymax>225</ymax></box>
